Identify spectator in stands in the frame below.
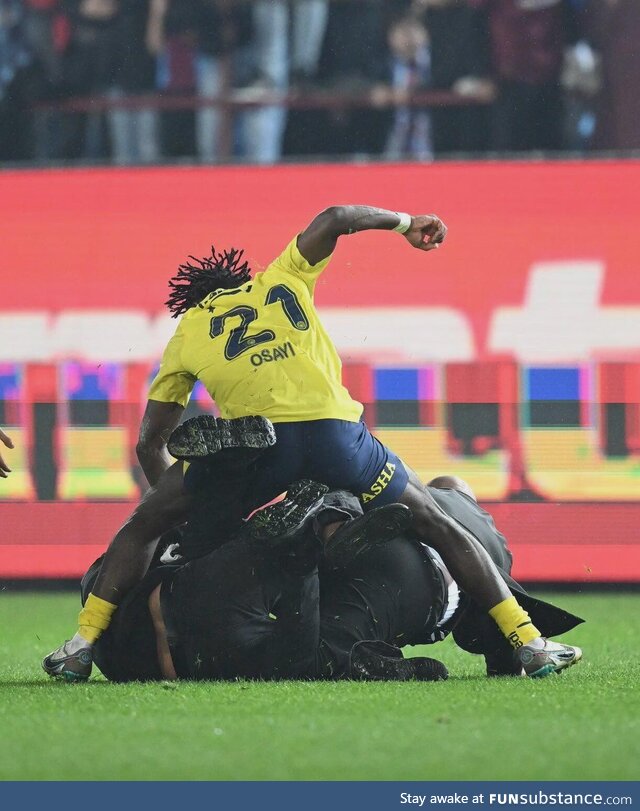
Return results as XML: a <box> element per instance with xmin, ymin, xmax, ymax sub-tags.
<box><xmin>294</xmin><ymin>0</ymin><xmax>389</xmax><ymax>157</ymax></box>
<box><xmin>560</xmin><ymin>36</ymin><xmax>600</xmax><ymax>152</ymax></box>
<box><xmin>25</xmin><ymin>0</ymin><xmax>157</xmax><ymax>165</ymax></box>
<box><xmin>238</xmin><ymin>1</ymin><xmax>288</xmax><ymax>164</ymax></box>
<box><xmin>239</xmin><ymin>0</ymin><xmax>329</xmax><ymax>164</ymax></box>
<box><xmin>290</xmin><ymin>0</ymin><xmax>329</xmax><ymax>88</ymax></box>
<box><xmin>373</xmin><ymin>15</ymin><xmax>434</xmax><ymax>161</ymax></box>
<box><xmin>60</xmin><ymin>0</ymin><xmax>122</xmax><ymax>159</ymax></box>
<box><xmin>107</xmin><ymin>0</ymin><xmax>159</xmax><ymax>165</ymax></box>
<box><xmin>0</xmin><ymin>0</ymin><xmax>39</xmax><ymax>161</ymax></box>
<box><xmin>467</xmin><ymin>0</ymin><xmax>576</xmax><ymax>153</ymax></box>
<box><xmin>150</xmin><ymin>0</ymin><xmax>250</xmax><ymax>163</ymax></box>
<box><xmin>22</xmin><ymin>1</ymin><xmax>70</xmax><ymax>160</ymax></box>
<box><xmin>192</xmin><ymin>0</ymin><xmax>250</xmax><ymax>164</ymax></box>
<box><xmin>585</xmin><ymin>0</ymin><xmax>640</xmax><ymax>151</ymax></box>
<box><xmin>23</xmin><ymin>0</ymin><xmax>65</xmax><ymax>84</ymax></box>
<box><xmin>149</xmin><ymin>0</ymin><xmax>197</xmax><ymax>159</ymax></box>
<box><xmin>412</xmin><ymin>0</ymin><xmax>494</xmax><ymax>155</ymax></box>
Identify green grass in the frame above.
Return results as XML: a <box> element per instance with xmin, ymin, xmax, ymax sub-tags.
<box><xmin>0</xmin><ymin>591</ymin><xmax>638</xmax><ymax>781</ymax></box>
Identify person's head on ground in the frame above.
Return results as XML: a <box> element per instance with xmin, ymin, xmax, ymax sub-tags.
<box><xmin>427</xmin><ymin>474</ymin><xmax>476</xmax><ymax>501</ymax></box>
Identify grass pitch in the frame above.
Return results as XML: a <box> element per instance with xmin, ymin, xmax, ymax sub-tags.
<box><xmin>0</xmin><ymin>591</ymin><xmax>638</xmax><ymax>781</ymax></box>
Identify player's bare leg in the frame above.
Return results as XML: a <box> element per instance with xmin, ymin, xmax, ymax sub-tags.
<box><xmin>92</xmin><ymin>461</ymin><xmax>191</xmax><ymax>603</ymax></box>
<box><xmin>399</xmin><ymin>468</ymin><xmax>511</xmax><ymax>606</ymax></box>
<box><xmin>422</xmin><ymin>472</ymin><xmax>582</xmax><ymax>677</ymax></box>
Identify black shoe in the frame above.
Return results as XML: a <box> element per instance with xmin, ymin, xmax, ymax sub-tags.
<box><xmin>349</xmin><ymin>641</ymin><xmax>448</xmax><ymax>682</ymax></box>
<box><xmin>324</xmin><ymin>503</ymin><xmax>413</xmax><ymax>568</ymax></box>
<box><xmin>485</xmin><ymin>650</ymin><xmax>526</xmax><ymax>678</ymax></box>
<box><xmin>167</xmin><ymin>415</ymin><xmax>276</xmax><ymax>461</ymax></box>
<box><xmin>246</xmin><ymin>480</ymin><xmax>330</xmax><ymax>546</ymax></box>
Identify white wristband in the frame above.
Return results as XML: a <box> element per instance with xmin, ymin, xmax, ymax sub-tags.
<box><xmin>393</xmin><ymin>212</ymin><xmax>412</xmax><ymax>234</ymax></box>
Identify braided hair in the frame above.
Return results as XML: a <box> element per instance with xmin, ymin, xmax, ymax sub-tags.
<box><xmin>165</xmin><ymin>247</ymin><xmax>252</xmax><ymax>317</ymax></box>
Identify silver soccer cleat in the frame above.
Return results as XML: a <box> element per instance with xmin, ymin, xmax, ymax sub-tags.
<box><xmin>42</xmin><ymin>641</ymin><xmax>93</xmax><ymax>682</ymax></box>
<box><xmin>515</xmin><ymin>638</ymin><xmax>582</xmax><ymax>678</ymax></box>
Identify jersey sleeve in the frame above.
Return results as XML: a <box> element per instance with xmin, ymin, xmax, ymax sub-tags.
<box><xmin>265</xmin><ymin>236</ymin><xmax>332</xmax><ymax>295</ymax></box>
<box><xmin>147</xmin><ymin>321</ymin><xmax>196</xmax><ymax>407</ymax></box>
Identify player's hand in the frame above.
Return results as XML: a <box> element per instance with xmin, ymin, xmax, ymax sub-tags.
<box><xmin>0</xmin><ymin>429</ymin><xmax>14</xmax><ymax>478</ymax></box>
<box><xmin>403</xmin><ymin>214</ymin><xmax>447</xmax><ymax>252</ymax></box>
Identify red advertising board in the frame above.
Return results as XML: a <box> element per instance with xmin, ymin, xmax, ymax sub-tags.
<box><xmin>1</xmin><ymin>161</ymin><xmax>639</xmax><ymax>581</ymax></box>
<box><xmin>2</xmin><ymin>160</ymin><xmax>639</xmax><ymax>353</ymax></box>
<box><xmin>0</xmin><ymin>501</ymin><xmax>637</xmax><ymax>583</ymax></box>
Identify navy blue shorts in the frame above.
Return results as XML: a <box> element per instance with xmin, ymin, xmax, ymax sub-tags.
<box><xmin>185</xmin><ymin>419</ymin><xmax>409</xmax><ymax>514</ymax></box>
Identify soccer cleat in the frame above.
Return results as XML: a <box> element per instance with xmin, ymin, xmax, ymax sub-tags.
<box><xmin>42</xmin><ymin>642</ymin><xmax>93</xmax><ymax>682</ymax></box>
<box><xmin>350</xmin><ymin>641</ymin><xmax>448</xmax><ymax>682</ymax></box>
<box><xmin>246</xmin><ymin>480</ymin><xmax>330</xmax><ymax>545</ymax></box>
<box><xmin>515</xmin><ymin>638</ymin><xmax>582</xmax><ymax>678</ymax></box>
<box><xmin>324</xmin><ymin>503</ymin><xmax>413</xmax><ymax>568</ymax></box>
<box><xmin>167</xmin><ymin>415</ymin><xmax>276</xmax><ymax>461</ymax></box>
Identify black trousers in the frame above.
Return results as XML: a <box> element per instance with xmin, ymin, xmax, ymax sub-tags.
<box><xmin>317</xmin><ymin>538</ymin><xmax>446</xmax><ymax>678</ymax></box>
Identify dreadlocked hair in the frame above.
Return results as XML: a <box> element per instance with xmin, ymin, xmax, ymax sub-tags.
<box><xmin>165</xmin><ymin>247</ymin><xmax>252</xmax><ymax>317</ymax></box>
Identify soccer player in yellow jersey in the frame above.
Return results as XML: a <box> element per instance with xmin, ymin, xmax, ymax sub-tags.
<box><xmin>43</xmin><ymin>205</ymin><xmax>580</xmax><ymax>680</ymax></box>
<box><xmin>151</xmin><ymin>238</ymin><xmax>362</xmax><ymax>425</ymax></box>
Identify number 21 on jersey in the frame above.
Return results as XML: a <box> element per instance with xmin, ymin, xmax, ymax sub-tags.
<box><xmin>209</xmin><ymin>284</ymin><xmax>309</xmax><ymax>361</ymax></box>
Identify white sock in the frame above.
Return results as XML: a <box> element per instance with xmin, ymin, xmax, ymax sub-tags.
<box><xmin>66</xmin><ymin>632</ymin><xmax>93</xmax><ymax>654</ymax></box>
<box><xmin>526</xmin><ymin>637</ymin><xmax>546</xmax><ymax>649</ymax></box>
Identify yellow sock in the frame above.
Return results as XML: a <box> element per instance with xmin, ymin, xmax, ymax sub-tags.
<box><xmin>78</xmin><ymin>593</ymin><xmax>118</xmax><ymax>644</ymax></box>
<box><xmin>489</xmin><ymin>596</ymin><xmax>540</xmax><ymax>649</ymax></box>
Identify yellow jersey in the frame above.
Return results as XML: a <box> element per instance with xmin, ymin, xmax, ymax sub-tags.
<box><xmin>148</xmin><ymin>237</ymin><xmax>363</xmax><ymax>424</ymax></box>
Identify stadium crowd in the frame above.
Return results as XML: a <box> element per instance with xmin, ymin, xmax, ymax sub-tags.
<box><xmin>0</xmin><ymin>0</ymin><xmax>638</xmax><ymax>165</ymax></box>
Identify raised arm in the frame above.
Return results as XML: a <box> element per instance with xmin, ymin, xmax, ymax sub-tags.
<box><xmin>0</xmin><ymin>429</ymin><xmax>14</xmax><ymax>479</ymax></box>
<box><xmin>297</xmin><ymin>205</ymin><xmax>447</xmax><ymax>266</ymax></box>
<box><xmin>136</xmin><ymin>400</ymin><xmax>185</xmax><ymax>486</ymax></box>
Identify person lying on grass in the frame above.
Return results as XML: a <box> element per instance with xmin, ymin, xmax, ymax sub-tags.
<box><xmin>74</xmin><ymin>474</ymin><xmax>583</xmax><ymax>683</ymax></box>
